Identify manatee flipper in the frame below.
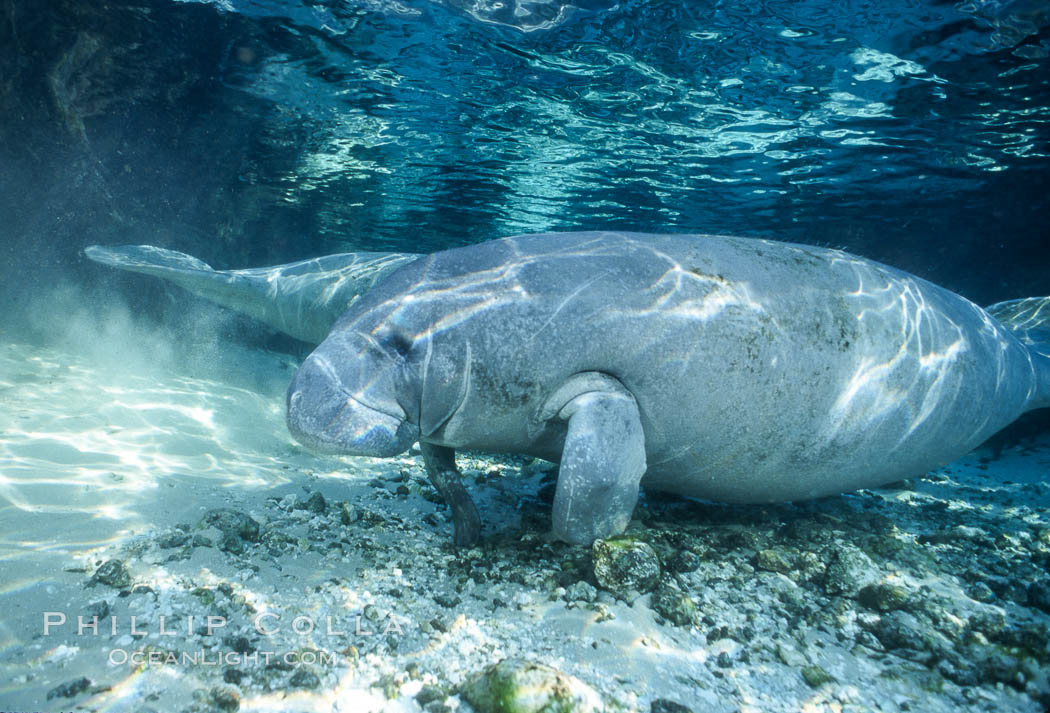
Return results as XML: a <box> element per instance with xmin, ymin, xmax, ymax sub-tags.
<box><xmin>985</xmin><ymin>296</ymin><xmax>1050</xmax><ymax>407</ymax></box>
<box><xmin>985</xmin><ymin>296</ymin><xmax>1050</xmax><ymax>358</ymax></box>
<box><xmin>85</xmin><ymin>244</ymin><xmax>417</xmax><ymax>344</ymax></box>
<box><xmin>419</xmin><ymin>442</ymin><xmax>482</xmax><ymax>547</ymax></box>
<box><xmin>541</xmin><ymin>372</ymin><xmax>647</xmax><ymax>545</ymax></box>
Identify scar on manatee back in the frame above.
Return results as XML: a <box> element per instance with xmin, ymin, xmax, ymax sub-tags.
<box><xmin>687</xmin><ymin>267</ymin><xmax>729</xmax><ymax>284</ymax></box>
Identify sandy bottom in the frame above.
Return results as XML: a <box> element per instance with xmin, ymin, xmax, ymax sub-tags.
<box><xmin>1</xmin><ymin>303</ymin><xmax>1049</xmax><ymax>713</ymax></box>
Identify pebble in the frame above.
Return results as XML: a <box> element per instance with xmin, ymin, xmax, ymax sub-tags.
<box><xmin>801</xmin><ymin>665</ymin><xmax>836</xmax><ymax>688</ymax></box>
<box><xmin>289</xmin><ymin>668</ymin><xmax>321</xmax><ymax>689</ymax></box>
<box><xmin>565</xmin><ymin>580</ymin><xmax>598</xmax><ymax>604</ymax></box>
<box><xmin>201</xmin><ymin>508</ymin><xmax>260</xmax><ymax>538</ymax></box>
<box><xmin>1027</xmin><ymin>579</ymin><xmax>1050</xmax><ymax>613</ymax></box>
<box><xmin>46</xmin><ymin>677</ymin><xmax>91</xmax><ymax>700</ymax></box>
<box><xmin>824</xmin><ymin>544</ymin><xmax>879</xmax><ymax>597</ymax></box>
<box><xmin>756</xmin><ymin>548</ymin><xmax>794</xmax><ymax>575</ymax></box>
<box><xmin>858</xmin><ymin>582</ymin><xmax>910</xmax><ymax>612</ymax></box>
<box><xmin>91</xmin><ymin>560</ymin><xmax>131</xmax><ymax>589</ymax></box>
<box><xmin>652</xmin><ymin>583</ymin><xmax>699</xmax><ymax>627</ymax></box>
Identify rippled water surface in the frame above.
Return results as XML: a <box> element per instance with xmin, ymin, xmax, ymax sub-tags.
<box><xmin>1</xmin><ymin>0</ymin><xmax>1048</xmax><ymax>304</ymax></box>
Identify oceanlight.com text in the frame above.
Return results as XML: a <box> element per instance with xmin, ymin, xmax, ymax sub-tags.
<box><xmin>107</xmin><ymin>648</ymin><xmax>340</xmax><ymax>667</ymax></box>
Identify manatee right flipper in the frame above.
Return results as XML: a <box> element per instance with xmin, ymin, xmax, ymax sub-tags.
<box><xmin>540</xmin><ymin>372</ymin><xmax>647</xmax><ymax>545</ymax></box>
<box><xmin>985</xmin><ymin>295</ymin><xmax>1050</xmax><ymax>407</ymax></box>
<box><xmin>85</xmin><ymin>244</ymin><xmax>418</xmax><ymax>344</ymax></box>
<box><xmin>419</xmin><ymin>442</ymin><xmax>482</xmax><ymax>547</ymax></box>
<box><xmin>985</xmin><ymin>296</ymin><xmax>1050</xmax><ymax>358</ymax></box>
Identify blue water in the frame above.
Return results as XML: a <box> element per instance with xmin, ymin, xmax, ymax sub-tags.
<box><xmin>0</xmin><ymin>0</ymin><xmax>1047</xmax><ymax>308</ymax></box>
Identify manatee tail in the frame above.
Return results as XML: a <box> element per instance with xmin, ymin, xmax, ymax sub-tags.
<box><xmin>985</xmin><ymin>296</ymin><xmax>1050</xmax><ymax>409</ymax></box>
<box><xmin>85</xmin><ymin>244</ymin><xmax>219</xmax><ymax>280</ymax></box>
<box><xmin>84</xmin><ymin>244</ymin><xmax>271</xmax><ymax>321</ymax></box>
<box><xmin>85</xmin><ymin>244</ymin><xmax>418</xmax><ymax>344</ymax></box>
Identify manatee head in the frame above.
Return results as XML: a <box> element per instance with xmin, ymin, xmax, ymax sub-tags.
<box><xmin>286</xmin><ymin>325</ymin><xmax>420</xmax><ymax>457</ymax></box>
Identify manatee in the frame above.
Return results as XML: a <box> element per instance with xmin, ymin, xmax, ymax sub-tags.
<box><xmin>88</xmin><ymin>233</ymin><xmax>1050</xmax><ymax>546</ymax></box>
<box><xmin>284</xmin><ymin>232</ymin><xmax>1050</xmax><ymax>545</ymax></box>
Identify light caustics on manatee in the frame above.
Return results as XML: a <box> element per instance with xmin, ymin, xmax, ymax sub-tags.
<box><xmin>88</xmin><ymin>233</ymin><xmax>1050</xmax><ymax>546</ymax></box>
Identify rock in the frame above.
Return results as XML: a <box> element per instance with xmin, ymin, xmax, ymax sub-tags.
<box><xmin>219</xmin><ymin>531</ymin><xmax>246</xmax><ymax>554</ymax></box>
<box><xmin>1027</xmin><ymin>579</ymin><xmax>1050</xmax><ymax>613</ymax></box>
<box><xmin>794</xmin><ymin>550</ymin><xmax>826</xmax><ymax>582</ymax></box>
<box><xmin>720</xmin><ymin>529</ymin><xmax>765</xmax><ymax>551</ymax></box>
<box><xmin>651</xmin><ymin>583</ymin><xmax>699</xmax><ymax>627</ymax></box>
<box><xmin>341</xmin><ymin>502</ymin><xmax>358</xmax><ymax>525</ymax></box>
<box><xmin>157</xmin><ymin>531</ymin><xmax>189</xmax><ymax>548</ymax></box>
<box><xmin>967</xmin><ymin>608</ymin><xmax>1006</xmax><ymax>638</ymax></box>
<box><xmin>191</xmin><ymin>587</ymin><xmax>216</xmax><ymax>606</ymax></box>
<box><xmin>460</xmin><ymin>658</ymin><xmax>603</xmax><ymax>713</ymax></box>
<box><xmin>210</xmin><ymin>686</ymin><xmax>240</xmax><ymax>711</ymax></box>
<box><xmin>91</xmin><ymin>560</ymin><xmax>131</xmax><ymax>589</ymax></box>
<box><xmin>801</xmin><ymin>665</ymin><xmax>835</xmax><ymax>688</ymax></box>
<box><xmin>200</xmin><ymin>509</ymin><xmax>261</xmax><ymax>542</ymax></box>
<box><xmin>824</xmin><ymin>544</ymin><xmax>878</xmax><ymax>597</ymax></box>
<box><xmin>871</xmin><ymin>611</ymin><xmax>939</xmax><ymax>654</ymax></box>
<box><xmin>303</xmin><ymin>492</ymin><xmax>327</xmax><ymax>514</ymax></box>
<box><xmin>565</xmin><ymin>580</ymin><xmax>598</xmax><ymax>604</ymax></box>
<box><xmin>998</xmin><ymin>620</ymin><xmax>1050</xmax><ymax>652</ymax></box>
<box><xmin>858</xmin><ymin>582</ymin><xmax>909</xmax><ymax>612</ymax></box>
<box><xmin>46</xmin><ymin>676</ymin><xmax>91</xmax><ymax>700</ymax></box>
<box><xmin>592</xmin><ymin>537</ymin><xmax>661</xmax><ymax>594</ymax></box>
<box><xmin>854</xmin><ymin>631</ymin><xmax>884</xmax><ymax>652</ymax></box>
<box><xmin>651</xmin><ymin>700</ymin><xmax>693</xmax><ymax>713</ymax></box>
<box><xmin>667</xmin><ymin>550</ymin><xmax>702</xmax><ymax>573</ymax></box>
<box><xmin>200</xmin><ymin>508</ymin><xmax>261</xmax><ymax>555</ymax></box>
<box><xmin>938</xmin><ymin>657</ymin><xmax>980</xmax><ymax>687</ymax></box>
<box><xmin>776</xmin><ymin>643</ymin><xmax>809</xmax><ymax>668</ymax></box>
<box><xmin>1035</xmin><ymin>528</ymin><xmax>1050</xmax><ymax>548</ymax></box>
<box><xmin>223</xmin><ymin>635</ymin><xmax>254</xmax><ymax>654</ymax></box>
<box><xmin>84</xmin><ymin>600</ymin><xmax>110</xmax><ymax>620</ymax></box>
<box><xmin>968</xmin><ymin>581</ymin><xmax>995</xmax><ymax>603</ymax></box>
<box><xmin>416</xmin><ymin>685</ymin><xmax>446</xmax><ymax>706</ymax></box>
<box><xmin>289</xmin><ymin>668</ymin><xmax>321</xmax><ymax>689</ymax></box>
<box><xmin>433</xmin><ymin>593</ymin><xmax>462</xmax><ymax>608</ymax></box>
<box><xmin>979</xmin><ymin>653</ymin><xmax>1023</xmax><ymax>687</ymax></box>
<box><xmin>783</xmin><ymin>518</ymin><xmax>833</xmax><ymax>545</ymax></box>
<box><xmin>755</xmin><ymin>548</ymin><xmax>794</xmax><ymax>575</ymax></box>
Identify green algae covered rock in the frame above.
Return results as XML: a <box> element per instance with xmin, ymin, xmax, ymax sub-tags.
<box><xmin>460</xmin><ymin>658</ymin><xmax>603</xmax><ymax>713</ymax></box>
<box><xmin>592</xmin><ymin>536</ymin><xmax>661</xmax><ymax>594</ymax></box>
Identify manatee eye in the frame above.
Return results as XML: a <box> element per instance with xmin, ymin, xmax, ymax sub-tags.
<box><xmin>385</xmin><ymin>332</ymin><xmax>413</xmax><ymax>358</ymax></box>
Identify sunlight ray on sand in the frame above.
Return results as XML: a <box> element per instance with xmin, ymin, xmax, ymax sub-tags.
<box><xmin>0</xmin><ymin>339</ymin><xmax>302</xmax><ymax>567</ymax></box>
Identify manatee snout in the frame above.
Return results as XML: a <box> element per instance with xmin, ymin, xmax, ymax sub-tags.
<box><xmin>287</xmin><ymin>354</ymin><xmax>416</xmax><ymax>458</ymax></box>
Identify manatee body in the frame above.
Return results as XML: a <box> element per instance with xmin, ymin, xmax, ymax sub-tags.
<box><xmin>286</xmin><ymin>232</ymin><xmax>1050</xmax><ymax>544</ymax></box>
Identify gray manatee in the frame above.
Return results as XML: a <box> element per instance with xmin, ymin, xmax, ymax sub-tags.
<box><xmin>285</xmin><ymin>232</ymin><xmax>1050</xmax><ymax>545</ymax></box>
<box><xmin>88</xmin><ymin>234</ymin><xmax>1050</xmax><ymax>546</ymax></box>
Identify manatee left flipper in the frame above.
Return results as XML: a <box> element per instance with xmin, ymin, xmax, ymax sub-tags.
<box><xmin>542</xmin><ymin>372</ymin><xmax>647</xmax><ymax>545</ymax></box>
<box><xmin>420</xmin><ymin>442</ymin><xmax>482</xmax><ymax>547</ymax></box>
